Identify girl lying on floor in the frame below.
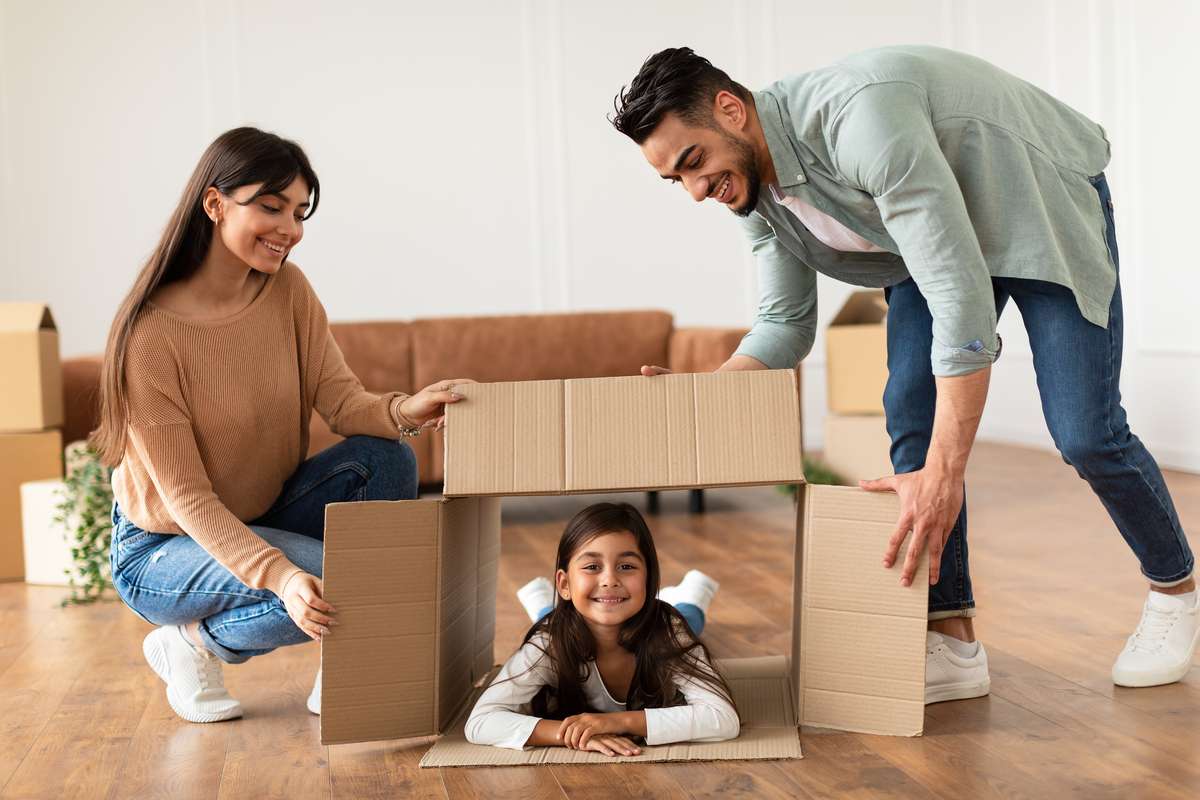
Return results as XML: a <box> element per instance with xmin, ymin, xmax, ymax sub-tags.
<box><xmin>465</xmin><ymin>503</ymin><xmax>740</xmax><ymax>756</ymax></box>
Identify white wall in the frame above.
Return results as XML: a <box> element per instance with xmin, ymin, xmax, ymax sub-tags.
<box><xmin>1</xmin><ymin>0</ymin><xmax>1197</xmax><ymax>471</ymax></box>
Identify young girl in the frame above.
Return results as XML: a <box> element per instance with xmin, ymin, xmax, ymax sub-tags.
<box><xmin>94</xmin><ymin>127</ymin><xmax>470</xmax><ymax>724</ymax></box>
<box><xmin>465</xmin><ymin>503</ymin><xmax>739</xmax><ymax>756</ymax></box>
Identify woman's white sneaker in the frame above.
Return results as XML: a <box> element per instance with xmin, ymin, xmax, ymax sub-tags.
<box><xmin>1112</xmin><ymin>589</ymin><xmax>1200</xmax><ymax>688</ymax></box>
<box><xmin>143</xmin><ymin>625</ymin><xmax>243</xmax><ymax>723</ymax></box>
<box><xmin>925</xmin><ymin>631</ymin><xmax>990</xmax><ymax>704</ymax></box>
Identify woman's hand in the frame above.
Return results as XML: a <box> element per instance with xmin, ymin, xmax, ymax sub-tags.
<box><xmin>398</xmin><ymin>378</ymin><xmax>475</xmax><ymax>430</ymax></box>
<box><xmin>639</xmin><ymin>365</ymin><xmax>672</xmax><ymax>376</ymax></box>
<box><xmin>558</xmin><ymin>712</ymin><xmax>628</xmax><ymax>750</ymax></box>
<box><xmin>282</xmin><ymin>572</ymin><xmax>337</xmax><ymax>640</ymax></box>
<box><xmin>580</xmin><ymin>734</ymin><xmax>642</xmax><ymax>757</ymax></box>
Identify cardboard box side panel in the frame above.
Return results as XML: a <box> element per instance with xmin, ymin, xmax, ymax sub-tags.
<box><xmin>443</xmin><ymin>382</ymin><xmax>518</xmax><ymax>495</ymax></box>
<box><xmin>472</xmin><ymin>498</ymin><xmax>502</xmax><ymax>683</ymax></box>
<box><xmin>826</xmin><ymin>326</ymin><xmax>887</xmax><ymax>415</ymax></box>
<box><xmin>791</xmin><ymin>485</ymin><xmax>808</xmax><ymax>722</ymax></box>
<box><xmin>0</xmin><ymin>337</ymin><xmax>42</xmax><ymax>430</ymax></box>
<box><xmin>511</xmin><ymin>382</ymin><xmax>564</xmax><ymax>492</ymax></box>
<box><xmin>694</xmin><ymin>370</ymin><xmax>804</xmax><ymax>485</ymax></box>
<box><xmin>801</xmin><ymin>688</ymin><xmax>923</xmax><ymax>737</ymax></box>
<box><xmin>438</xmin><ymin>498</ymin><xmax>489</xmax><ymax>732</ymax></box>
<box><xmin>38</xmin><ymin>329</ymin><xmax>63</xmax><ymax>428</ymax></box>
<box><xmin>565</xmin><ymin>376</ymin><xmax>673</xmax><ymax>491</ymax></box>
<box><xmin>0</xmin><ymin>430</ymin><xmax>63</xmax><ymax>580</ymax></box>
<box><xmin>800</xmin><ymin>486</ymin><xmax>926</xmax><ymax>736</ymax></box>
<box><xmin>321</xmin><ymin>499</ymin><xmax>443</xmax><ymax>744</ymax></box>
<box><xmin>823</xmin><ymin>413</ymin><xmax>892</xmax><ymax>486</ymax></box>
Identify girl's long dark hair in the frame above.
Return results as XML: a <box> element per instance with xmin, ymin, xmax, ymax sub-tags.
<box><xmin>90</xmin><ymin>127</ymin><xmax>319</xmax><ymax>466</ymax></box>
<box><xmin>524</xmin><ymin>502</ymin><xmax>737</xmax><ymax>720</ymax></box>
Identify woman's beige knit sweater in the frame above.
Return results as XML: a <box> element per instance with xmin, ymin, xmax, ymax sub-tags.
<box><xmin>111</xmin><ymin>262</ymin><xmax>409</xmax><ymax>598</ymax></box>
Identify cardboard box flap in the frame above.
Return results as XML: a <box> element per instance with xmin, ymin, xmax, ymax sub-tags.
<box><xmin>829</xmin><ymin>290</ymin><xmax>887</xmax><ymax>327</ymax></box>
<box><xmin>0</xmin><ymin>303</ymin><xmax>55</xmax><ymax>333</ymax></box>
<box><xmin>320</xmin><ymin>497</ymin><xmax>500</xmax><ymax>745</ymax></box>
<box><xmin>444</xmin><ymin>370</ymin><xmax>804</xmax><ymax>496</ymax></box>
<box><xmin>419</xmin><ymin>655</ymin><xmax>801</xmax><ymax>767</ymax></box>
<box><xmin>796</xmin><ymin>485</ymin><xmax>926</xmax><ymax>737</ymax></box>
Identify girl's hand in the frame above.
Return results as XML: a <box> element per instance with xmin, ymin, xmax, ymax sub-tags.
<box><xmin>282</xmin><ymin>572</ymin><xmax>336</xmax><ymax>640</ymax></box>
<box><xmin>558</xmin><ymin>712</ymin><xmax>624</xmax><ymax>750</ymax></box>
<box><xmin>398</xmin><ymin>378</ymin><xmax>475</xmax><ymax>429</ymax></box>
<box><xmin>581</xmin><ymin>734</ymin><xmax>642</xmax><ymax>757</ymax></box>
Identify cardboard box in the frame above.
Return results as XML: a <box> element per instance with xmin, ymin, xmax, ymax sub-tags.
<box><xmin>20</xmin><ymin>478</ymin><xmax>74</xmax><ymax>586</ymax></box>
<box><xmin>1</xmin><ymin>430</ymin><xmax>64</xmax><ymax>580</ymax></box>
<box><xmin>320</xmin><ymin>370</ymin><xmax>926</xmax><ymax>761</ymax></box>
<box><xmin>826</xmin><ymin>290</ymin><xmax>888</xmax><ymax>415</ymax></box>
<box><xmin>823</xmin><ymin>413</ymin><xmax>894</xmax><ymax>486</ymax></box>
<box><xmin>0</xmin><ymin>304</ymin><xmax>63</xmax><ymax>432</ymax></box>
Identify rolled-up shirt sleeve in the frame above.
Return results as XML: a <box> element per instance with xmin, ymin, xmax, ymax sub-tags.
<box><xmin>464</xmin><ymin>637</ymin><xmax>556</xmax><ymax>750</ymax></box>
<box><xmin>733</xmin><ymin>213</ymin><xmax>819</xmax><ymax>369</ymax></box>
<box><xmin>830</xmin><ymin>81</ymin><xmax>999</xmax><ymax>377</ymax></box>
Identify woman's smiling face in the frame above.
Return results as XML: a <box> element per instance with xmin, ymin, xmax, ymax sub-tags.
<box><xmin>205</xmin><ymin>176</ymin><xmax>310</xmax><ymax>274</ymax></box>
<box><xmin>555</xmin><ymin>530</ymin><xmax>648</xmax><ymax>629</ymax></box>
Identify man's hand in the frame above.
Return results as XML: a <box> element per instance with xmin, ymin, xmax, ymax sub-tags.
<box><xmin>861</xmin><ymin>467</ymin><xmax>963</xmax><ymax>586</ymax></box>
<box><xmin>282</xmin><ymin>573</ymin><xmax>336</xmax><ymax>640</ymax></box>
<box><xmin>862</xmin><ymin>367</ymin><xmax>990</xmax><ymax>586</ymax></box>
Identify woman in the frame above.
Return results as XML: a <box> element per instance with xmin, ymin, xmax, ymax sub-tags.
<box><xmin>93</xmin><ymin>127</ymin><xmax>469</xmax><ymax>723</ymax></box>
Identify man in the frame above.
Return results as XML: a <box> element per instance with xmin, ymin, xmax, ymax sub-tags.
<box><xmin>611</xmin><ymin>45</ymin><xmax>1196</xmax><ymax>702</ymax></box>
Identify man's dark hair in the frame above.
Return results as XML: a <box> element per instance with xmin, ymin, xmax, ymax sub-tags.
<box><xmin>610</xmin><ymin>47</ymin><xmax>752</xmax><ymax>144</ymax></box>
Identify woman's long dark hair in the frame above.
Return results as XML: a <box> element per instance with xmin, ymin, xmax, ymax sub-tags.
<box><xmin>524</xmin><ymin>502</ymin><xmax>737</xmax><ymax>720</ymax></box>
<box><xmin>90</xmin><ymin>127</ymin><xmax>320</xmax><ymax>466</ymax></box>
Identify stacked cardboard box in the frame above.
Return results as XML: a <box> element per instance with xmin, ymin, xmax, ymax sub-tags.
<box><xmin>1</xmin><ymin>304</ymin><xmax>66</xmax><ymax>581</ymax></box>
<box><xmin>318</xmin><ymin>370</ymin><xmax>927</xmax><ymax>766</ymax></box>
<box><xmin>824</xmin><ymin>291</ymin><xmax>893</xmax><ymax>485</ymax></box>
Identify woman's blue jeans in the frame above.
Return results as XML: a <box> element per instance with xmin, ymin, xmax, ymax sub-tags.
<box><xmin>884</xmin><ymin>174</ymin><xmax>1193</xmax><ymax>619</ymax></box>
<box><xmin>110</xmin><ymin>435</ymin><xmax>418</xmax><ymax>663</ymax></box>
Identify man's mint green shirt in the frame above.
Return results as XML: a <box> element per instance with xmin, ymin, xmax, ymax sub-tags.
<box><xmin>733</xmin><ymin>45</ymin><xmax>1114</xmax><ymax>377</ymax></box>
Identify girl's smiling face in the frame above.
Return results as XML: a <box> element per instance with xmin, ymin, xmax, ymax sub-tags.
<box><xmin>555</xmin><ymin>530</ymin><xmax>648</xmax><ymax>629</ymax></box>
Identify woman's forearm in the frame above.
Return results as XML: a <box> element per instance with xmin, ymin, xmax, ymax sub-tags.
<box><xmin>524</xmin><ymin>718</ymin><xmax>567</xmax><ymax>747</ymax></box>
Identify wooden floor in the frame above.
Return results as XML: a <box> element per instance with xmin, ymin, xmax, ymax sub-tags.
<box><xmin>1</xmin><ymin>441</ymin><xmax>1198</xmax><ymax>799</ymax></box>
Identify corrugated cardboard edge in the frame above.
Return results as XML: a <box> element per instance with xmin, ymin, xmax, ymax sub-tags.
<box><xmin>419</xmin><ymin>655</ymin><xmax>801</xmax><ymax>768</ymax></box>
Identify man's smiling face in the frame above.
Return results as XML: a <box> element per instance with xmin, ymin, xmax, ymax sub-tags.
<box><xmin>639</xmin><ymin>108</ymin><xmax>762</xmax><ymax>217</ymax></box>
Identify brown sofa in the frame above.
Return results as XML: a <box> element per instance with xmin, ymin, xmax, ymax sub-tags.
<box><xmin>62</xmin><ymin>310</ymin><xmax>747</xmax><ymax>490</ymax></box>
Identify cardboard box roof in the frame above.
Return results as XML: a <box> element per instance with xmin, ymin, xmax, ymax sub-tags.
<box><xmin>443</xmin><ymin>370</ymin><xmax>805</xmax><ymax>496</ymax></box>
<box><xmin>320</xmin><ymin>370</ymin><xmax>926</xmax><ymax>760</ymax></box>
<box><xmin>826</xmin><ymin>290</ymin><xmax>888</xmax><ymax>416</ymax></box>
<box><xmin>0</xmin><ymin>303</ymin><xmax>63</xmax><ymax>432</ymax></box>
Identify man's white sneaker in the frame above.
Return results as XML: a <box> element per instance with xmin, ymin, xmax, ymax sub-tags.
<box><xmin>308</xmin><ymin>668</ymin><xmax>321</xmax><ymax>715</ymax></box>
<box><xmin>143</xmin><ymin>625</ymin><xmax>243</xmax><ymax>723</ymax></box>
<box><xmin>1112</xmin><ymin>589</ymin><xmax>1200</xmax><ymax>688</ymax></box>
<box><xmin>925</xmin><ymin>631</ymin><xmax>990</xmax><ymax>704</ymax></box>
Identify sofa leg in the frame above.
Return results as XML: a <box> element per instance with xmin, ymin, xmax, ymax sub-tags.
<box><xmin>646</xmin><ymin>491</ymin><xmax>660</xmax><ymax>514</ymax></box>
<box><xmin>689</xmin><ymin>489</ymin><xmax>705</xmax><ymax>514</ymax></box>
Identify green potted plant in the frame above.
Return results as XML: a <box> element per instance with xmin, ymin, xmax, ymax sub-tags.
<box><xmin>54</xmin><ymin>441</ymin><xmax>115</xmax><ymax>605</ymax></box>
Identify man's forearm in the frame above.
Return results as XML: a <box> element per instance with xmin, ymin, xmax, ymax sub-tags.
<box><xmin>717</xmin><ymin>354</ymin><xmax>769</xmax><ymax>371</ymax></box>
<box><xmin>928</xmin><ymin>367</ymin><xmax>991</xmax><ymax>475</ymax></box>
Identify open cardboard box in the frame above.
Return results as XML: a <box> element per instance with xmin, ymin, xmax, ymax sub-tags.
<box><xmin>320</xmin><ymin>370</ymin><xmax>926</xmax><ymax>765</ymax></box>
<box><xmin>826</xmin><ymin>290</ymin><xmax>888</xmax><ymax>415</ymax></box>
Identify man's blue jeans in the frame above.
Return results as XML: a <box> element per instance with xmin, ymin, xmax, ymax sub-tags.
<box><xmin>110</xmin><ymin>435</ymin><xmax>418</xmax><ymax>663</ymax></box>
<box><xmin>884</xmin><ymin>174</ymin><xmax>1193</xmax><ymax>619</ymax></box>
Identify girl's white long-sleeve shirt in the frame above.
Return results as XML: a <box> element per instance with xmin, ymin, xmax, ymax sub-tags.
<box><xmin>464</xmin><ymin>634</ymin><xmax>740</xmax><ymax>750</ymax></box>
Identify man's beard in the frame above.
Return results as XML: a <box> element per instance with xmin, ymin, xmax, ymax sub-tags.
<box><xmin>726</xmin><ymin>131</ymin><xmax>762</xmax><ymax>218</ymax></box>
